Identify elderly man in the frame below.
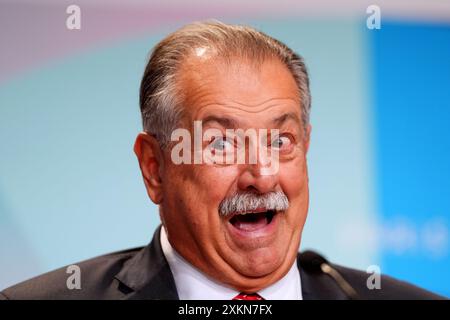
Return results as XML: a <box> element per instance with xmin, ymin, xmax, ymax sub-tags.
<box><xmin>0</xmin><ymin>21</ymin><xmax>442</xmax><ymax>300</ymax></box>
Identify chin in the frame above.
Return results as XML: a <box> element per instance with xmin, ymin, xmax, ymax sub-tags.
<box><xmin>235</xmin><ymin>246</ymin><xmax>285</xmax><ymax>277</ymax></box>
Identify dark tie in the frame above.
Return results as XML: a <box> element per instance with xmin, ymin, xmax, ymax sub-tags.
<box><xmin>232</xmin><ymin>292</ymin><xmax>264</xmax><ymax>300</ymax></box>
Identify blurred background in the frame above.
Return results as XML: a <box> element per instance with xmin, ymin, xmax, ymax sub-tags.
<box><xmin>0</xmin><ymin>0</ymin><xmax>449</xmax><ymax>297</ymax></box>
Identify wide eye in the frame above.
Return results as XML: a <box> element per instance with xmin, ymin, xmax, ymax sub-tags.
<box><xmin>210</xmin><ymin>136</ymin><xmax>234</xmax><ymax>153</ymax></box>
<box><xmin>270</xmin><ymin>135</ymin><xmax>292</xmax><ymax>151</ymax></box>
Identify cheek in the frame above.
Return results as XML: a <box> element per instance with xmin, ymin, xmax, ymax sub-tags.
<box><xmin>279</xmin><ymin>158</ymin><xmax>309</xmax><ymax>223</ymax></box>
<box><xmin>192</xmin><ymin>165</ymin><xmax>240</xmax><ymax>206</ymax></box>
<box><xmin>165</xmin><ymin>163</ymin><xmax>239</xmax><ymax>215</ymax></box>
<box><xmin>279</xmin><ymin>157</ymin><xmax>308</xmax><ymax>197</ymax></box>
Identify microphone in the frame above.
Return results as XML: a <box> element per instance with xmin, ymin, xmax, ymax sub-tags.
<box><xmin>299</xmin><ymin>250</ymin><xmax>360</xmax><ymax>300</ymax></box>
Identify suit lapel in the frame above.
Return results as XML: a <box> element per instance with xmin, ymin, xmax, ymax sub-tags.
<box><xmin>297</xmin><ymin>256</ymin><xmax>348</xmax><ymax>300</ymax></box>
<box><xmin>115</xmin><ymin>226</ymin><xmax>179</xmax><ymax>300</ymax></box>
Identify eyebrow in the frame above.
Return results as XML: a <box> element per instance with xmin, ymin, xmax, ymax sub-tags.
<box><xmin>272</xmin><ymin>112</ymin><xmax>301</xmax><ymax>127</ymax></box>
<box><xmin>201</xmin><ymin>115</ymin><xmax>238</xmax><ymax>129</ymax></box>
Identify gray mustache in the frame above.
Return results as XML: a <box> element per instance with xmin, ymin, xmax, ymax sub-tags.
<box><xmin>219</xmin><ymin>191</ymin><xmax>289</xmax><ymax>217</ymax></box>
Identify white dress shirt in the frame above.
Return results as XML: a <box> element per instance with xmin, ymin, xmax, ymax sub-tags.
<box><xmin>160</xmin><ymin>226</ymin><xmax>303</xmax><ymax>300</ymax></box>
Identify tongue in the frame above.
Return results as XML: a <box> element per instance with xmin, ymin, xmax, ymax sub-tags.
<box><xmin>232</xmin><ymin>212</ymin><xmax>268</xmax><ymax>231</ymax></box>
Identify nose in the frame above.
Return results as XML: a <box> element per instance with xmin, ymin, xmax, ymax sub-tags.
<box><xmin>237</xmin><ymin>163</ymin><xmax>279</xmax><ymax>194</ymax></box>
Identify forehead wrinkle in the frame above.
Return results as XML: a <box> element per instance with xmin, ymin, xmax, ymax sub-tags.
<box><xmin>179</xmin><ymin>59</ymin><xmax>301</xmax><ymax>118</ymax></box>
<box><xmin>194</xmin><ymin>98</ymin><xmax>300</xmax><ymax>117</ymax></box>
<box><xmin>182</xmin><ymin>83</ymin><xmax>218</xmax><ymax>110</ymax></box>
<box><xmin>228</xmin><ymin>97</ymin><xmax>299</xmax><ymax>109</ymax></box>
<box><xmin>198</xmin><ymin>109</ymin><xmax>301</xmax><ymax>132</ymax></box>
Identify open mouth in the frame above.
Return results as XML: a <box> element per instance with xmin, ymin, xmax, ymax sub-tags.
<box><xmin>228</xmin><ymin>209</ymin><xmax>277</xmax><ymax>232</ymax></box>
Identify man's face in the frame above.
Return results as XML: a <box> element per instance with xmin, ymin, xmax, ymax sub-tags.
<box><xmin>144</xmin><ymin>56</ymin><xmax>310</xmax><ymax>291</ymax></box>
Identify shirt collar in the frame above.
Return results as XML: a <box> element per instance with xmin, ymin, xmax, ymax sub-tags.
<box><xmin>160</xmin><ymin>226</ymin><xmax>302</xmax><ymax>300</ymax></box>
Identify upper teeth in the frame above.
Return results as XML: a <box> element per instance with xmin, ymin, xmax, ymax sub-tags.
<box><xmin>236</xmin><ymin>210</ymin><xmax>270</xmax><ymax>215</ymax></box>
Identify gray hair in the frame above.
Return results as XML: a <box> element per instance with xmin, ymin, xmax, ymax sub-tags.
<box><xmin>218</xmin><ymin>191</ymin><xmax>289</xmax><ymax>217</ymax></box>
<box><xmin>139</xmin><ymin>20</ymin><xmax>311</xmax><ymax>149</ymax></box>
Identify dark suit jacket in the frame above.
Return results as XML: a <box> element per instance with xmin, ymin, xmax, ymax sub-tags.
<box><xmin>0</xmin><ymin>226</ymin><xmax>444</xmax><ymax>300</ymax></box>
